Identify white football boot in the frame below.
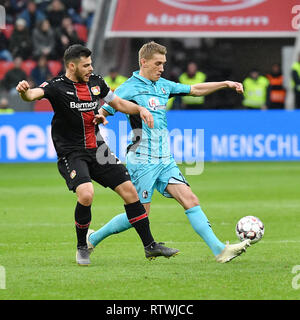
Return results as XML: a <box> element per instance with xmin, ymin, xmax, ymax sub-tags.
<box><xmin>215</xmin><ymin>239</ymin><xmax>251</xmax><ymax>263</ymax></box>
<box><xmin>86</xmin><ymin>229</ymin><xmax>95</xmax><ymax>254</ymax></box>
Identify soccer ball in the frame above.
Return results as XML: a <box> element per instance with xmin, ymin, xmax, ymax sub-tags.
<box><xmin>236</xmin><ymin>216</ymin><xmax>264</xmax><ymax>243</ymax></box>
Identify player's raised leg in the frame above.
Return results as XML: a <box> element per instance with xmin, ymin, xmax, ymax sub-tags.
<box><xmin>166</xmin><ymin>183</ymin><xmax>250</xmax><ymax>262</ymax></box>
<box><xmin>166</xmin><ymin>183</ymin><xmax>226</xmax><ymax>255</ymax></box>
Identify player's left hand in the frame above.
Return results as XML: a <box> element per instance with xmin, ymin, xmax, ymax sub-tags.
<box><xmin>139</xmin><ymin>107</ymin><xmax>154</xmax><ymax>129</ymax></box>
<box><xmin>225</xmin><ymin>81</ymin><xmax>244</xmax><ymax>94</ymax></box>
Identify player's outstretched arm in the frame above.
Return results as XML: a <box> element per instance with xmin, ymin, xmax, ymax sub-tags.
<box><xmin>108</xmin><ymin>96</ymin><xmax>154</xmax><ymax>128</ymax></box>
<box><xmin>16</xmin><ymin>80</ymin><xmax>45</xmax><ymax>101</ymax></box>
<box><xmin>190</xmin><ymin>81</ymin><xmax>244</xmax><ymax>97</ymax></box>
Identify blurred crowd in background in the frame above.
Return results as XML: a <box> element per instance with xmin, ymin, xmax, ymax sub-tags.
<box><xmin>0</xmin><ymin>0</ymin><xmax>97</xmax><ymax>112</ymax></box>
<box><xmin>0</xmin><ymin>0</ymin><xmax>299</xmax><ymax>113</ymax></box>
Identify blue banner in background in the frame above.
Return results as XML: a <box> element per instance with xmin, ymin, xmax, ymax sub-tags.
<box><xmin>0</xmin><ymin>110</ymin><xmax>300</xmax><ymax>163</ymax></box>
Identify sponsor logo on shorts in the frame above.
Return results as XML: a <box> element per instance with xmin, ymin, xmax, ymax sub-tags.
<box><xmin>142</xmin><ymin>190</ymin><xmax>148</xmax><ymax>199</ymax></box>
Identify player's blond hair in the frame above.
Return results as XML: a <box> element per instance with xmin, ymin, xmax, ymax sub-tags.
<box><xmin>138</xmin><ymin>41</ymin><xmax>167</xmax><ymax>67</ymax></box>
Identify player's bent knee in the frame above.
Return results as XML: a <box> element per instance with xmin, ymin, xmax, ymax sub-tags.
<box><xmin>114</xmin><ymin>181</ymin><xmax>139</xmax><ymax>204</ymax></box>
<box><xmin>76</xmin><ymin>184</ymin><xmax>94</xmax><ymax>206</ymax></box>
<box><xmin>78</xmin><ymin>192</ymin><xmax>94</xmax><ymax>206</ymax></box>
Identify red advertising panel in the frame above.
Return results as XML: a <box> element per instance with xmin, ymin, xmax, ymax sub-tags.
<box><xmin>106</xmin><ymin>0</ymin><xmax>300</xmax><ymax>37</ymax></box>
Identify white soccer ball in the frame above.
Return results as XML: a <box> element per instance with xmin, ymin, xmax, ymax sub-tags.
<box><xmin>236</xmin><ymin>216</ymin><xmax>264</xmax><ymax>244</ymax></box>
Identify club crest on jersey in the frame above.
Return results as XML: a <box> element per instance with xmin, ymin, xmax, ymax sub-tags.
<box><xmin>161</xmin><ymin>87</ymin><xmax>166</xmax><ymax>94</ymax></box>
<box><xmin>91</xmin><ymin>86</ymin><xmax>100</xmax><ymax>95</ymax></box>
<box><xmin>148</xmin><ymin>97</ymin><xmax>160</xmax><ymax>110</ymax></box>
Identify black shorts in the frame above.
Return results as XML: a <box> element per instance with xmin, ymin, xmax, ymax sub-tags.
<box><xmin>57</xmin><ymin>146</ymin><xmax>131</xmax><ymax>192</ymax></box>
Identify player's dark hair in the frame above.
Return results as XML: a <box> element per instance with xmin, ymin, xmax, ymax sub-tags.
<box><xmin>63</xmin><ymin>44</ymin><xmax>92</xmax><ymax>66</ymax></box>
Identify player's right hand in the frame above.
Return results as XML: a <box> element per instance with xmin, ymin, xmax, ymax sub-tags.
<box><xmin>16</xmin><ymin>80</ymin><xmax>30</xmax><ymax>93</ymax></box>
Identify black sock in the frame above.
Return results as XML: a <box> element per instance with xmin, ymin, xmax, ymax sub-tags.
<box><xmin>74</xmin><ymin>202</ymin><xmax>91</xmax><ymax>248</ymax></box>
<box><xmin>124</xmin><ymin>200</ymin><xmax>154</xmax><ymax>247</ymax></box>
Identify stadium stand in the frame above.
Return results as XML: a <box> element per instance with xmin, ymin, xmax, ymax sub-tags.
<box><xmin>21</xmin><ymin>59</ymin><xmax>37</xmax><ymax>76</ymax></box>
<box><xmin>46</xmin><ymin>60</ymin><xmax>63</xmax><ymax>77</ymax></box>
<box><xmin>0</xmin><ymin>61</ymin><xmax>14</xmax><ymax>80</ymax></box>
<box><xmin>33</xmin><ymin>98</ymin><xmax>52</xmax><ymax>112</ymax></box>
<box><xmin>73</xmin><ymin>23</ymin><xmax>88</xmax><ymax>43</ymax></box>
<box><xmin>0</xmin><ymin>60</ymin><xmax>62</xmax><ymax>80</ymax></box>
<box><xmin>0</xmin><ymin>0</ymin><xmax>90</xmax><ymax>112</ymax></box>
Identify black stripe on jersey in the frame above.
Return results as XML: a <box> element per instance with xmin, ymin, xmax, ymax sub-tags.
<box><xmin>126</xmin><ymin>100</ymin><xmax>143</xmax><ymax>154</ymax></box>
<box><xmin>169</xmin><ymin>92</ymin><xmax>189</xmax><ymax>99</ymax></box>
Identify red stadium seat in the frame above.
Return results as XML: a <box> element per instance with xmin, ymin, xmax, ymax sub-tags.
<box><xmin>0</xmin><ymin>61</ymin><xmax>14</xmax><ymax>80</ymax></box>
<box><xmin>21</xmin><ymin>60</ymin><xmax>37</xmax><ymax>76</ymax></box>
<box><xmin>48</xmin><ymin>60</ymin><xmax>63</xmax><ymax>76</ymax></box>
<box><xmin>2</xmin><ymin>24</ymin><xmax>14</xmax><ymax>39</ymax></box>
<box><xmin>74</xmin><ymin>24</ymin><xmax>88</xmax><ymax>42</ymax></box>
<box><xmin>34</xmin><ymin>99</ymin><xmax>53</xmax><ymax>112</ymax></box>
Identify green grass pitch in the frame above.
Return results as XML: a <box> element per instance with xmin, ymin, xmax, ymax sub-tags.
<box><xmin>0</xmin><ymin>161</ymin><xmax>299</xmax><ymax>300</ymax></box>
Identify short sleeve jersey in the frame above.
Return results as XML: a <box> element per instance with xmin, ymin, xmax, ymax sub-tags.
<box><xmin>40</xmin><ymin>74</ymin><xmax>115</xmax><ymax>157</ymax></box>
<box><xmin>102</xmin><ymin>71</ymin><xmax>190</xmax><ymax>161</ymax></box>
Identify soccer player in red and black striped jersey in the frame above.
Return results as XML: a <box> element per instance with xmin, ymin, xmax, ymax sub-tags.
<box><xmin>16</xmin><ymin>44</ymin><xmax>179</xmax><ymax>265</ymax></box>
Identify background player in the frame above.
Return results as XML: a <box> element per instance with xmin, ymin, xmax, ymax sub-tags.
<box><xmin>89</xmin><ymin>41</ymin><xmax>251</xmax><ymax>263</ymax></box>
<box><xmin>16</xmin><ymin>44</ymin><xmax>179</xmax><ymax>265</ymax></box>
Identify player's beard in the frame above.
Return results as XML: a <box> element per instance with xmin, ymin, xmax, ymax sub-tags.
<box><xmin>74</xmin><ymin>69</ymin><xmax>87</xmax><ymax>83</ymax></box>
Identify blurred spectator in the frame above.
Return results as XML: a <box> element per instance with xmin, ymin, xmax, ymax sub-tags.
<box><xmin>46</xmin><ymin>0</ymin><xmax>67</xmax><ymax>29</ymax></box>
<box><xmin>81</xmin><ymin>0</ymin><xmax>97</xmax><ymax>29</ymax></box>
<box><xmin>0</xmin><ymin>30</ymin><xmax>13</xmax><ymax>61</ymax></box>
<box><xmin>35</xmin><ymin>0</ymin><xmax>52</xmax><ymax>12</ymax></box>
<box><xmin>266</xmin><ymin>63</ymin><xmax>286</xmax><ymax>109</ymax></box>
<box><xmin>4</xmin><ymin>0</ymin><xmax>27</xmax><ymax>23</ymax></box>
<box><xmin>18</xmin><ymin>0</ymin><xmax>46</xmax><ymax>32</ymax></box>
<box><xmin>242</xmin><ymin>69</ymin><xmax>269</xmax><ymax>110</ymax></box>
<box><xmin>0</xmin><ymin>57</ymin><xmax>28</xmax><ymax>94</ymax></box>
<box><xmin>179</xmin><ymin>62</ymin><xmax>207</xmax><ymax>109</ymax></box>
<box><xmin>55</xmin><ymin>16</ymin><xmax>84</xmax><ymax>56</ymax></box>
<box><xmin>62</xmin><ymin>0</ymin><xmax>81</xmax><ymax>13</ymax></box>
<box><xmin>30</xmin><ymin>55</ymin><xmax>52</xmax><ymax>87</ymax></box>
<box><xmin>9</xmin><ymin>18</ymin><xmax>32</xmax><ymax>60</ymax></box>
<box><xmin>62</xmin><ymin>0</ymin><xmax>83</xmax><ymax>24</ymax></box>
<box><xmin>104</xmin><ymin>68</ymin><xmax>128</xmax><ymax>92</ymax></box>
<box><xmin>32</xmin><ymin>19</ymin><xmax>56</xmax><ymax>59</ymax></box>
<box><xmin>10</xmin><ymin>0</ymin><xmax>27</xmax><ymax>14</ymax></box>
<box><xmin>291</xmin><ymin>54</ymin><xmax>300</xmax><ymax>109</ymax></box>
<box><xmin>0</xmin><ymin>97</ymin><xmax>14</xmax><ymax>114</ymax></box>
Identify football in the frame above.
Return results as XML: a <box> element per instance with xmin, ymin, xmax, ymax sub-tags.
<box><xmin>236</xmin><ymin>216</ymin><xmax>265</xmax><ymax>243</ymax></box>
